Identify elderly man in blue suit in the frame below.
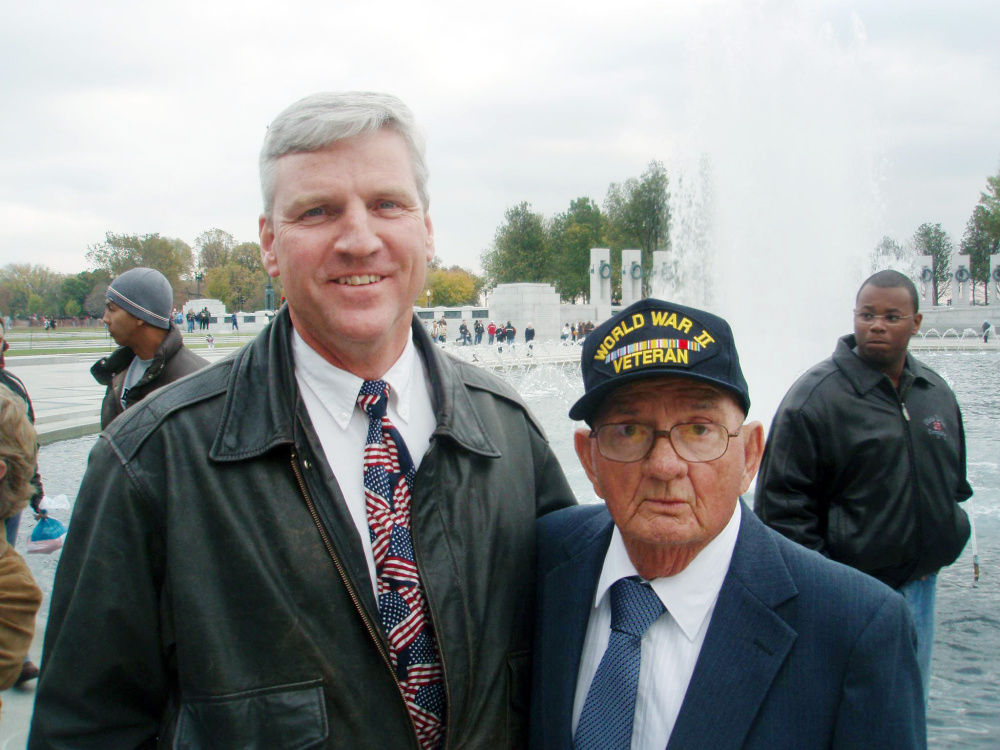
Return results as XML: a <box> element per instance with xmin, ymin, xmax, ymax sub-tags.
<box><xmin>530</xmin><ymin>299</ymin><xmax>925</xmax><ymax>750</ymax></box>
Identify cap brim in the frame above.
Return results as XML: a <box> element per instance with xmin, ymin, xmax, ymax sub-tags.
<box><xmin>569</xmin><ymin>370</ymin><xmax>751</xmax><ymax>424</ymax></box>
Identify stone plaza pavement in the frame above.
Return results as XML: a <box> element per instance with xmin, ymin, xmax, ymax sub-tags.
<box><xmin>0</xmin><ymin>345</ymin><xmax>241</xmax><ymax>747</ymax></box>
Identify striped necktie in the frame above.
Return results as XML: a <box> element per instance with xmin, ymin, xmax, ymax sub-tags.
<box><xmin>358</xmin><ymin>380</ymin><xmax>445</xmax><ymax>749</ymax></box>
<box><xmin>574</xmin><ymin>576</ymin><xmax>665</xmax><ymax>750</ymax></box>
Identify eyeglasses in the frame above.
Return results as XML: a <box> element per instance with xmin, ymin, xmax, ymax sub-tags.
<box><xmin>853</xmin><ymin>311</ymin><xmax>916</xmax><ymax>326</ymax></box>
<box><xmin>590</xmin><ymin>422</ymin><xmax>742</xmax><ymax>464</ymax></box>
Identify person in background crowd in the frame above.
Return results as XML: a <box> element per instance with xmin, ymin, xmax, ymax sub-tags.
<box><xmin>488</xmin><ymin>320</ymin><xmax>497</xmax><ymax>345</ymax></box>
<box><xmin>33</xmin><ymin>92</ymin><xmax>575</xmax><ymax>748</ymax></box>
<box><xmin>231</xmin><ymin>312</ymin><xmax>239</xmax><ymax>332</ymax></box>
<box><xmin>474</xmin><ymin>319</ymin><xmax>484</xmax><ymax>345</ymax></box>
<box><xmin>91</xmin><ymin>268</ymin><xmax>208</xmax><ymax>429</ymax></box>
<box><xmin>505</xmin><ymin>321</ymin><xmax>516</xmax><ymax>348</ymax></box>
<box><xmin>982</xmin><ymin>319</ymin><xmax>991</xmax><ymax>343</ymax></box>
<box><xmin>756</xmin><ymin>270</ymin><xmax>971</xmax><ymax>703</ymax></box>
<box><xmin>438</xmin><ymin>316</ymin><xmax>448</xmax><ymax>343</ymax></box>
<box><xmin>0</xmin><ymin>319</ymin><xmax>44</xmax><ymax>686</ymax></box>
<box><xmin>561</xmin><ymin>323</ymin><xmax>570</xmax><ymax>341</ymax></box>
<box><xmin>459</xmin><ymin>320</ymin><xmax>471</xmax><ymax>346</ymax></box>
<box><xmin>186</xmin><ymin>308</ymin><xmax>196</xmax><ymax>333</ymax></box>
<box><xmin>0</xmin><ymin>389</ymin><xmax>43</xmax><ymax>720</ymax></box>
<box><xmin>525</xmin><ymin>322</ymin><xmax>535</xmax><ymax>349</ymax></box>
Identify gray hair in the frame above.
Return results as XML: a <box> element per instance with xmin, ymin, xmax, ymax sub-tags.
<box><xmin>259</xmin><ymin>91</ymin><xmax>429</xmax><ymax>217</ymax></box>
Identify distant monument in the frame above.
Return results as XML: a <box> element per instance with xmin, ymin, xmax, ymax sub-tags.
<box><xmin>589</xmin><ymin>248</ymin><xmax>613</xmax><ymax>323</ymax></box>
<box><xmin>916</xmin><ymin>255</ymin><xmax>934</xmax><ymax>306</ymax></box>
<box><xmin>620</xmin><ymin>249</ymin><xmax>642</xmax><ymax>307</ymax></box>
<box><xmin>950</xmin><ymin>253</ymin><xmax>973</xmax><ymax>306</ymax></box>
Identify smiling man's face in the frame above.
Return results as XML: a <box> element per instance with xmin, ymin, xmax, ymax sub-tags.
<box><xmin>259</xmin><ymin>129</ymin><xmax>434</xmax><ymax>375</ymax></box>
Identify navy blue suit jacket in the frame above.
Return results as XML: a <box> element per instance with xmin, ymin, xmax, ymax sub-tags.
<box><xmin>529</xmin><ymin>503</ymin><xmax>926</xmax><ymax>750</ymax></box>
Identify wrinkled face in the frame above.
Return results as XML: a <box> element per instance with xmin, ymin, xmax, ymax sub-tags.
<box><xmin>102</xmin><ymin>300</ymin><xmax>141</xmax><ymax>348</ymax></box>
<box><xmin>576</xmin><ymin>378</ymin><xmax>763</xmax><ymax>561</ymax></box>
<box><xmin>854</xmin><ymin>284</ymin><xmax>921</xmax><ymax>373</ymax></box>
<box><xmin>259</xmin><ymin>130</ymin><xmax>434</xmax><ymax>368</ymax></box>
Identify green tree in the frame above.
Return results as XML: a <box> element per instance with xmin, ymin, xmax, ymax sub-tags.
<box><xmin>604</xmin><ymin>161</ymin><xmax>671</xmax><ymax>296</ymax></box>
<box><xmin>978</xmin><ymin>164</ymin><xmax>1000</xmax><ymax>246</ymax></box>
<box><xmin>231</xmin><ymin>241</ymin><xmax>264</xmax><ymax>274</ymax></box>
<box><xmin>912</xmin><ymin>223</ymin><xmax>953</xmax><ymax>304</ymax></box>
<box><xmin>64</xmin><ymin>299</ymin><xmax>82</xmax><ymax>317</ymax></box>
<box><xmin>196</xmin><ymin>228</ymin><xmax>236</xmax><ymax>271</ymax></box>
<box><xmin>548</xmin><ymin>197</ymin><xmax>604</xmax><ymax>302</ymax></box>
<box><xmin>0</xmin><ymin>264</ymin><xmax>65</xmax><ymax>317</ymax></box>
<box><xmin>86</xmin><ymin>233</ymin><xmax>193</xmax><ymax>305</ymax></box>
<box><xmin>480</xmin><ymin>202</ymin><xmax>550</xmax><ymax>290</ymax></box>
<box><xmin>422</xmin><ymin>261</ymin><xmax>483</xmax><ymax>307</ymax></box>
<box><xmin>60</xmin><ymin>270</ymin><xmax>110</xmax><ymax>314</ymax></box>
<box><xmin>206</xmin><ymin>263</ymin><xmax>264</xmax><ymax>312</ymax></box>
<box><xmin>960</xmin><ymin>205</ymin><xmax>999</xmax><ymax>303</ymax></box>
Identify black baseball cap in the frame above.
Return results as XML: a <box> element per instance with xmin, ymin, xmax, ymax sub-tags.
<box><xmin>569</xmin><ymin>298</ymin><xmax>751</xmax><ymax>424</ymax></box>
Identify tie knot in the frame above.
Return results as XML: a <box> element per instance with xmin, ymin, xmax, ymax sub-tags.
<box><xmin>358</xmin><ymin>380</ymin><xmax>390</xmax><ymax>418</ymax></box>
<box><xmin>610</xmin><ymin>577</ymin><xmax>664</xmax><ymax>638</ymax></box>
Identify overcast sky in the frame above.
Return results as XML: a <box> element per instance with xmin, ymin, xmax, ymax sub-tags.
<box><xmin>2</xmin><ymin>0</ymin><xmax>998</xmax><ymax>278</ymax></box>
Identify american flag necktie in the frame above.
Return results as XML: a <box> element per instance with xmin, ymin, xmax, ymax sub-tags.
<box><xmin>358</xmin><ymin>380</ymin><xmax>446</xmax><ymax>750</ymax></box>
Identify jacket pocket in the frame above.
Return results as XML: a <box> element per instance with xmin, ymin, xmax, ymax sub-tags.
<box><xmin>173</xmin><ymin>679</ymin><xmax>328</xmax><ymax>750</ymax></box>
<box><xmin>507</xmin><ymin>650</ymin><xmax>530</xmax><ymax>749</ymax></box>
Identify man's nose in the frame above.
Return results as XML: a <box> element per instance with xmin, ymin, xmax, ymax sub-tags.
<box><xmin>333</xmin><ymin>203</ymin><xmax>380</xmax><ymax>255</ymax></box>
<box><xmin>643</xmin><ymin>432</ymin><xmax>688</xmax><ymax>480</ymax></box>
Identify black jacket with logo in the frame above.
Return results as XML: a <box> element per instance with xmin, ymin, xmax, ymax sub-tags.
<box><xmin>91</xmin><ymin>324</ymin><xmax>208</xmax><ymax>429</ymax></box>
<box><xmin>32</xmin><ymin>309</ymin><xmax>575</xmax><ymax>749</ymax></box>
<box><xmin>754</xmin><ymin>334</ymin><xmax>972</xmax><ymax>589</ymax></box>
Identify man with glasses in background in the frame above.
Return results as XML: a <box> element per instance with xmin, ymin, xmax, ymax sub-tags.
<box><xmin>756</xmin><ymin>270</ymin><xmax>972</xmax><ymax>703</ymax></box>
<box><xmin>531</xmin><ymin>298</ymin><xmax>924</xmax><ymax>750</ymax></box>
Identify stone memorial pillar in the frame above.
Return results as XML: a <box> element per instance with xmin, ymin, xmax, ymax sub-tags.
<box><xmin>620</xmin><ymin>249</ymin><xmax>642</xmax><ymax>307</ymax></box>
<box><xmin>951</xmin><ymin>253</ymin><xmax>972</xmax><ymax>305</ymax></box>
<box><xmin>991</xmin><ymin>254</ymin><xmax>1000</xmax><ymax>305</ymax></box>
<box><xmin>916</xmin><ymin>255</ymin><xmax>934</xmax><ymax>306</ymax></box>
<box><xmin>590</xmin><ymin>248</ymin><xmax>613</xmax><ymax>323</ymax></box>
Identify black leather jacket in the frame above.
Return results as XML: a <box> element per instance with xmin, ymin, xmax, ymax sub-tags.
<box><xmin>32</xmin><ymin>309</ymin><xmax>576</xmax><ymax>749</ymax></box>
<box><xmin>755</xmin><ymin>334</ymin><xmax>972</xmax><ymax>589</ymax></box>
<box><xmin>91</xmin><ymin>324</ymin><xmax>208</xmax><ymax>429</ymax></box>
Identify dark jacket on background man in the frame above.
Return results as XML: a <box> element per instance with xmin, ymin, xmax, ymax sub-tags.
<box><xmin>90</xmin><ymin>324</ymin><xmax>207</xmax><ymax>429</ymax></box>
<box><xmin>755</xmin><ymin>334</ymin><xmax>972</xmax><ymax>589</ymax></box>
<box><xmin>32</xmin><ymin>309</ymin><xmax>576</xmax><ymax>749</ymax></box>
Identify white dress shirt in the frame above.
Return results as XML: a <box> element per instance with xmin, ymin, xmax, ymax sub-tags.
<box><xmin>571</xmin><ymin>502</ymin><xmax>743</xmax><ymax>750</ymax></box>
<box><xmin>292</xmin><ymin>331</ymin><xmax>437</xmax><ymax>602</ymax></box>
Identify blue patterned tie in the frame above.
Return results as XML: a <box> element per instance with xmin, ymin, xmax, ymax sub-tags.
<box><xmin>358</xmin><ymin>380</ymin><xmax>445</xmax><ymax>750</ymax></box>
<box><xmin>574</xmin><ymin>576</ymin><xmax>666</xmax><ymax>750</ymax></box>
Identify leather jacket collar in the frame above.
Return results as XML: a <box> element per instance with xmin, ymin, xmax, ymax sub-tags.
<box><xmin>91</xmin><ymin>324</ymin><xmax>185</xmax><ymax>387</ymax></box>
<box><xmin>832</xmin><ymin>334</ymin><xmax>934</xmax><ymax>396</ymax></box>
<box><xmin>210</xmin><ymin>307</ymin><xmax>503</xmax><ymax>463</ymax></box>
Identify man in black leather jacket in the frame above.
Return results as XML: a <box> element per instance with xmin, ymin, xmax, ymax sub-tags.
<box><xmin>31</xmin><ymin>92</ymin><xmax>575</xmax><ymax>749</ymax></box>
<box><xmin>755</xmin><ymin>270</ymin><xmax>971</xmax><ymax>701</ymax></box>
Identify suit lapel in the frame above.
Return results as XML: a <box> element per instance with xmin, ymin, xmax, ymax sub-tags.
<box><xmin>538</xmin><ymin>508</ymin><xmax>613</xmax><ymax>750</ymax></box>
<box><xmin>667</xmin><ymin>506</ymin><xmax>799</xmax><ymax>750</ymax></box>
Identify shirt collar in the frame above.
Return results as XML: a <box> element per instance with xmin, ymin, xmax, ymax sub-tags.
<box><xmin>594</xmin><ymin>501</ymin><xmax>742</xmax><ymax>642</ymax></box>
<box><xmin>291</xmin><ymin>331</ymin><xmax>417</xmax><ymax>430</ymax></box>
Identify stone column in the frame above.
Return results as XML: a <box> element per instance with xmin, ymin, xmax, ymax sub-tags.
<box><xmin>620</xmin><ymin>249</ymin><xmax>642</xmax><ymax>307</ymax></box>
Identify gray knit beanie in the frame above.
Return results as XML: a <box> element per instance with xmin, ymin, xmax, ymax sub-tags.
<box><xmin>107</xmin><ymin>268</ymin><xmax>173</xmax><ymax>330</ymax></box>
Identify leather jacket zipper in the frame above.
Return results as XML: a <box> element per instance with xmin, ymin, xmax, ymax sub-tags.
<box><xmin>289</xmin><ymin>450</ymin><xmax>423</xmax><ymax>750</ymax></box>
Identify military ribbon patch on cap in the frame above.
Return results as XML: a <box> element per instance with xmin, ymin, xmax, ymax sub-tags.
<box><xmin>593</xmin><ymin>309</ymin><xmax>718</xmax><ymax>374</ymax></box>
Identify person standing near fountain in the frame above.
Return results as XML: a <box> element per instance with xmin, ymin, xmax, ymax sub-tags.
<box><xmin>755</xmin><ymin>269</ymin><xmax>972</xmax><ymax>703</ymax></box>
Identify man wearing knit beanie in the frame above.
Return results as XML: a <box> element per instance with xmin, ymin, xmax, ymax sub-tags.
<box><xmin>91</xmin><ymin>267</ymin><xmax>208</xmax><ymax>428</ymax></box>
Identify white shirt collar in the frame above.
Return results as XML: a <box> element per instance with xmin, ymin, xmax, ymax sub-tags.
<box><xmin>594</xmin><ymin>501</ymin><xmax>742</xmax><ymax>642</ymax></box>
<box><xmin>291</xmin><ymin>331</ymin><xmax>417</xmax><ymax>430</ymax></box>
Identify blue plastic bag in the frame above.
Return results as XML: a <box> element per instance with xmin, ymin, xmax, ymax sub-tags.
<box><xmin>28</xmin><ymin>515</ymin><xmax>68</xmax><ymax>554</ymax></box>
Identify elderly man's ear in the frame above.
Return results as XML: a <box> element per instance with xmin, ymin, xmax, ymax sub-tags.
<box><xmin>574</xmin><ymin>427</ymin><xmax>605</xmax><ymax>500</ymax></box>
<box><xmin>739</xmin><ymin>421</ymin><xmax>765</xmax><ymax>495</ymax></box>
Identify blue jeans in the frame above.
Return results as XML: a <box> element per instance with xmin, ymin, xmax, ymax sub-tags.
<box><xmin>898</xmin><ymin>574</ymin><xmax>936</xmax><ymax>703</ymax></box>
